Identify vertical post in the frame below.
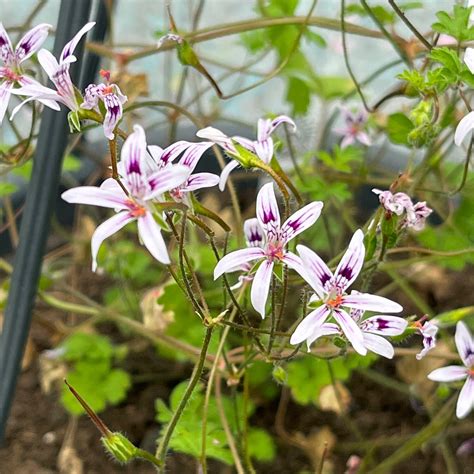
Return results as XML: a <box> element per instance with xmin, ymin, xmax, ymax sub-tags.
<box><xmin>0</xmin><ymin>0</ymin><xmax>92</xmax><ymax>443</ymax></box>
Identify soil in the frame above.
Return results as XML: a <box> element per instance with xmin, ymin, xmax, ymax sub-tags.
<box><xmin>1</xmin><ymin>266</ymin><xmax>474</xmax><ymax>473</ymax></box>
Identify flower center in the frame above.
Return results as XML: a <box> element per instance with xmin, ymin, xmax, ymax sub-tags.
<box><xmin>126</xmin><ymin>199</ymin><xmax>147</xmax><ymax>217</ymax></box>
<box><xmin>102</xmin><ymin>85</ymin><xmax>114</xmax><ymax>95</ymax></box>
<box><xmin>469</xmin><ymin>368</ymin><xmax>474</xmax><ymax>377</ymax></box>
<box><xmin>327</xmin><ymin>294</ymin><xmax>343</xmax><ymax>308</ymax></box>
<box><xmin>3</xmin><ymin>67</ymin><xmax>21</xmax><ymax>82</ymax></box>
<box><xmin>170</xmin><ymin>187</ymin><xmax>183</xmax><ymax>201</ymax></box>
<box><xmin>266</xmin><ymin>242</ymin><xmax>284</xmax><ymax>261</ymax></box>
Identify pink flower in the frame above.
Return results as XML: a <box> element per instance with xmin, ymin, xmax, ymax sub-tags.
<box><xmin>61</xmin><ymin>125</ymin><xmax>190</xmax><ymax>270</ymax></box>
<box><xmin>11</xmin><ymin>22</ymin><xmax>95</xmax><ymax>118</ymax></box>
<box><xmin>372</xmin><ymin>188</ymin><xmax>413</xmax><ymax>216</ymax></box>
<box><xmin>428</xmin><ymin>321</ymin><xmax>474</xmax><ymax>419</ymax></box>
<box><xmin>214</xmin><ymin>182</ymin><xmax>323</xmax><ymax>317</ymax></box>
<box><xmin>289</xmin><ymin>230</ymin><xmax>403</xmax><ymax>355</ymax></box>
<box><xmin>413</xmin><ymin>319</ymin><xmax>438</xmax><ymax>360</ymax></box>
<box><xmin>335</xmin><ymin>107</ymin><xmax>371</xmax><ymax>149</ymax></box>
<box><xmin>403</xmin><ymin>201</ymin><xmax>433</xmax><ymax>231</ymax></box>
<box><xmin>0</xmin><ymin>22</ymin><xmax>52</xmax><ymax>123</ymax></box>
<box><xmin>197</xmin><ymin>115</ymin><xmax>296</xmax><ymax>190</ymax></box>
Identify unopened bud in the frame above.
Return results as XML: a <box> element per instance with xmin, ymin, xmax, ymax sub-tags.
<box><xmin>101</xmin><ymin>432</ymin><xmax>138</xmax><ymax>464</ymax></box>
<box><xmin>272</xmin><ymin>365</ymin><xmax>287</xmax><ymax>385</ymax></box>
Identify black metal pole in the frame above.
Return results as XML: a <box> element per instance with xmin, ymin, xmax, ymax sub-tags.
<box><xmin>0</xmin><ymin>0</ymin><xmax>92</xmax><ymax>443</ymax></box>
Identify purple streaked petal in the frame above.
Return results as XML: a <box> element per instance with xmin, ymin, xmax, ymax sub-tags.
<box><xmin>233</xmin><ymin>135</ymin><xmax>256</xmax><ymax>151</ymax></box>
<box><xmin>15</xmin><ymin>23</ymin><xmax>51</xmax><ymax>62</ymax></box>
<box><xmin>455</xmin><ymin>321</ymin><xmax>474</xmax><ymax>368</ymax></box>
<box><xmin>61</xmin><ymin>186</ymin><xmax>128</xmax><ymax>209</ymax></box>
<box><xmin>0</xmin><ymin>23</ymin><xmax>14</xmax><ymax>64</ymax></box>
<box><xmin>251</xmin><ymin>259</ymin><xmax>274</xmax><ymax>318</ymax></box>
<box><xmin>290</xmin><ymin>305</ymin><xmax>331</xmax><ymax>345</ymax></box>
<box><xmin>18</xmin><ymin>75</ymin><xmax>60</xmax><ymax>110</ymax></box>
<box><xmin>280</xmin><ymin>201</ymin><xmax>323</xmax><ymax>244</ymax></box>
<box><xmin>334</xmin><ymin>229</ymin><xmax>365</xmax><ymax>291</ymax></box>
<box><xmin>137</xmin><ymin>211</ymin><xmax>170</xmax><ymax>265</ymax></box>
<box><xmin>456</xmin><ymin>378</ymin><xmax>474</xmax><ymax>419</ymax></box>
<box><xmin>243</xmin><ymin>218</ymin><xmax>264</xmax><ymax>248</ymax></box>
<box><xmin>306</xmin><ymin>322</ymin><xmax>340</xmax><ymax>350</ymax></box>
<box><xmin>281</xmin><ymin>251</ymin><xmax>306</xmax><ymax>278</ymax></box>
<box><xmin>428</xmin><ymin>366</ymin><xmax>468</xmax><ymax>382</ymax></box>
<box><xmin>122</xmin><ymin>124</ymin><xmax>146</xmax><ymax>177</ymax></box>
<box><xmin>362</xmin><ymin>333</ymin><xmax>394</xmax><ymax>359</ymax></box>
<box><xmin>214</xmin><ymin>247</ymin><xmax>265</xmax><ymax>279</ymax></box>
<box><xmin>196</xmin><ymin>126</ymin><xmax>233</xmax><ymax>150</ymax></box>
<box><xmin>60</xmin><ymin>22</ymin><xmax>95</xmax><ymax>63</ymax></box>
<box><xmin>145</xmin><ymin>164</ymin><xmax>190</xmax><ymax>199</ymax></box>
<box><xmin>51</xmin><ymin>63</ymin><xmax>76</xmax><ymax>109</ymax></box>
<box><xmin>183</xmin><ymin>172</ymin><xmax>219</xmax><ymax>192</ymax></box>
<box><xmin>81</xmin><ymin>83</ymin><xmax>101</xmax><ymax>109</ymax></box>
<box><xmin>296</xmin><ymin>244</ymin><xmax>332</xmax><ymax>299</ymax></box>
<box><xmin>455</xmin><ymin>111</ymin><xmax>474</xmax><ymax>146</ymax></box>
<box><xmin>254</xmin><ymin>137</ymin><xmax>273</xmax><ymax>163</ymax></box>
<box><xmin>256</xmin><ymin>182</ymin><xmax>281</xmax><ymax>240</ymax></box>
<box><xmin>219</xmin><ymin>160</ymin><xmax>239</xmax><ymax>191</ymax></box>
<box><xmin>333</xmin><ymin>308</ymin><xmax>367</xmax><ymax>356</ymax></box>
<box><xmin>178</xmin><ymin>141</ymin><xmax>213</xmax><ymax>172</ymax></box>
<box><xmin>10</xmin><ymin>88</ymin><xmax>61</xmax><ymax>120</ymax></box>
<box><xmin>360</xmin><ymin>315</ymin><xmax>408</xmax><ymax>336</ymax></box>
<box><xmin>342</xmin><ymin>293</ymin><xmax>403</xmax><ymax>313</ymax></box>
<box><xmin>340</xmin><ymin>135</ymin><xmax>355</xmax><ymax>149</ymax></box>
<box><xmin>0</xmin><ymin>80</ymin><xmax>13</xmax><ymax>124</ymax></box>
<box><xmin>268</xmin><ymin>115</ymin><xmax>296</xmax><ymax>135</ymax></box>
<box><xmin>159</xmin><ymin>141</ymin><xmax>191</xmax><ymax>167</ymax></box>
<box><xmin>257</xmin><ymin>118</ymin><xmax>272</xmax><ymax>142</ymax></box>
<box><xmin>102</xmin><ymin>92</ymin><xmax>124</xmax><ymax>140</ymax></box>
<box><xmin>91</xmin><ymin>211</ymin><xmax>134</xmax><ymax>271</ymax></box>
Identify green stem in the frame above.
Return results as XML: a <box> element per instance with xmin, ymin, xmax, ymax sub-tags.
<box><xmin>155</xmin><ymin>326</ymin><xmax>214</xmax><ymax>467</ymax></box>
<box><xmin>135</xmin><ymin>448</ymin><xmax>162</xmax><ymax>468</ymax></box>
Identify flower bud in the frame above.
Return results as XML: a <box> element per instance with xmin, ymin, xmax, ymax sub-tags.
<box><xmin>101</xmin><ymin>432</ymin><xmax>138</xmax><ymax>464</ymax></box>
<box><xmin>272</xmin><ymin>365</ymin><xmax>287</xmax><ymax>385</ymax></box>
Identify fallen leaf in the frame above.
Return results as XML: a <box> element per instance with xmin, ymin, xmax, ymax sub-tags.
<box><xmin>319</xmin><ymin>382</ymin><xmax>351</xmax><ymax>415</ymax></box>
<box><xmin>140</xmin><ymin>286</ymin><xmax>174</xmax><ymax>332</ymax></box>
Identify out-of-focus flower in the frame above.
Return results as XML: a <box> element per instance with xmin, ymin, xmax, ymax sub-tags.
<box><xmin>345</xmin><ymin>454</ymin><xmax>361</xmax><ymax>474</ymax></box>
<box><xmin>428</xmin><ymin>321</ymin><xmax>474</xmax><ymax>419</ymax></box>
<box><xmin>455</xmin><ymin>47</ymin><xmax>474</xmax><ymax>146</ymax></box>
<box><xmin>457</xmin><ymin>438</ymin><xmax>474</xmax><ymax>457</ymax></box>
<box><xmin>81</xmin><ymin>69</ymin><xmax>127</xmax><ymax>139</ymax></box>
<box><xmin>197</xmin><ymin>115</ymin><xmax>296</xmax><ymax>190</ymax></box>
<box><xmin>335</xmin><ymin>107</ymin><xmax>371</xmax><ymax>149</ymax></box>
<box><xmin>413</xmin><ymin>319</ymin><xmax>438</xmax><ymax>360</ymax></box>
<box><xmin>156</xmin><ymin>33</ymin><xmax>183</xmax><ymax>49</ymax></box>
<box><xmin>372</xmin><ymin>189</ymin><xmax>412</xmax><ymax>216</ymax></box>
<box><xmin>10</xmin><ymin>22</ymin><xmax>95</xmax><ymax>120</ymax></box>
<box><xmin>403</xmin><ymin>201</ymin><xmax>433</xmax><ymax>231</ymax></box>
<box><xmin>62</xmin><ymin>125</ymin><xmax>190</xmax><ymax>270</ymax></box>
<box><xmin>289</xmin><ymin>230</ymin><xmax>403</xmax><ymax>355</ymax></box>
<box><xmin>214</xmin><ymin>183</ymin><xmax>323</xmax><ymax>317</ymax></box>
<box><xmin>0</xmin><ymin>22</ymin><xmax>52</xmax><ymax>123</ymax></box>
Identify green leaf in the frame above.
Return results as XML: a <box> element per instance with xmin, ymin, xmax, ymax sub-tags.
<box><xmin>247</xmin><ymin>428</ymin><xmax>276</xmax><ymax>462</ymax></box>
<box><xmin>0</xmin><ymin>182</ymin><xmax>18</xmax><ymax>197</ymax></box>
<box><xmin>386</xmin><ymin>113</ymin><xmax>415</xmax><ymax>145</ymax></box>
<box><xmin>286</xmin><ymin>77</ymin><xmax>311</xmax><ymax>115</ymax></box>
<box><xmin>433</xmin><ymin>306</ymin><xmax>474</xmax><ymax>327</ymax></box>
<box><xmin>304</xmin><ymin>30</ymin><xmax>326</xmax><ymax>47</ymax></box>
<box><xmin>103</xmin><ymin>369</ymin><xmax>132</xmax><ymax>404</ymax></box>
<box><xmin>346</xmin><ymin>4</ymin><xmax>395</xmax><ymax>25</ymax></box>
<box><xmin>432</xmin><ymin>6</ymin><xmax>474</xmax><ymax>42</ymax></box>
<box><xmin>62</xmin><ymin>154</ymin><xmax>81</xmax><ymax>172</ymax></box>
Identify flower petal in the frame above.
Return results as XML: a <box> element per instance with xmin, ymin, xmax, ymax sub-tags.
<box><xmin>243</xmin><ymin>218</ymin><xmax>264</xmax><ymax>247</ymax></box>
<box><xmin>362</xmin><ymin>333</ymin><xmax>394</xmax><ymax>359</ymax></box>
<box><xmin>0</xmin><ymin>22</ymin><xmax>14</xmax><ymax>64</ymax></box>
<box><xmin>456</xmin><ymin>377</ymin><xmax>474</xmax><ymax>419</ymax></box>
<box><xmin>122</xmin><ymin>124</ymin><xmax>146</xmax><ymax>176</ymax></box>
<box><xmin>428</xmin><ymin>366</ymin><xmax>468</xmax><ymax>382</ymax></box>
<box><xmin>306</xmin><ymin>323</ymin><xmax>340</xmax><ymax>350</ymax></box>
<box><xmin>333</xmin><ymin>308</ymin><xmax>367</xmax><ymax>356</ymax></box>
<box><xmin>18</xmin><ymin>75</ymin><xmax>60</xmax><ymax>110</ymax></box>
<box><xmin>257</xmin><ymin>118</ymin><xmax>272</xmax><ymax>142</ymax></box>
<box><xmin>196</xmin><ymin>126</ymin><xmax>233</xmax><ymax>149</ymax></box>
<box><xmin>454</xmin><ymin>111</ymin><xmax>474</xmax><ymax>146</ymax></box>
<box><xmin>62</xmin><ymin>186</ymin><xmax>128</xmax><ymax>209</ymax></box>
<box><xmin>137</xmin><ymin>211</ymin><xmax>170</xmax><ymax>264</ymax></box>
<box><xmin>455</xmin><ymin>321</ymin><xmax>474</xmax><ymax>368</ymax></box>
<box><xmin>251</xmin><ymin>260</ymin><xmax>274</xmax><ymax>318</ymax></box>
<box><xmin>214</xmin><ymin>247</ymin><xmax>265</xmax><ymax>279</ymax></box>
<box><xmin>91</xmin><ymin>211</ymin><xmax>133</xmax><ymax>271</ymax></box>
<box><xmin>334</xmin><ymin>229</ymin><xmax>365</xmax><ymax>291</ymax></box>
<box><xmin>15</xmin><ymin>23</ymin><xmax>51</xmax><ymax>62</ymax></box>
<box><xmin>254</xmin><ymin>137</ymin><xmax>273</xmax><ymax>163</ymax></box>
<box><xmin>60</xmin><ymin>22</ymin><xmax>95</xmax><ymax>63</ymax></box>
<box><xmin>464</xmin><ymin>47</ymin><xmax>474</xmax><ymax>75</ymax></box>
<box><xmin>296</xmin><ymin>244</ymin><xmax>332</xmax><ymax>299</ymax></box>
<box><xmin>146</xmin><ymin>164</ymin><xmax>190</xmax><ymax>199</ymax></box>
<box><xmin>37</xmin><ymin>49</ymin><xmax>59</xmax><ymax>81</ymax></box>
<box><xmin>280</xmin><ymin>201</ymin><xmax>323</xmax><ymax>244</ymax></box>
<box><xmin>0</xmin><ymin>80</ymin><xmax>13</xmax><ymax>124</ymax></box>
<box><xmin>281</xmin><ymin>251</ymin><xmax>306</xmax><ymax>278</ymax></box>
<box><xmin>342</xmin><ymin>292</ymin><xmax>403</xmax><ymax>313</ymax></box>
<box><xmin>269</xmin><ymin>115</ymin><xmax>296</xmax><ymax>135</ymax></box>
<box><xmin>219</xmin><ymin>160</ymin><xmax>239</xmax><ymax>191</ymax></box>
<box><xmin>159</xmin><ymin>141</ymin><xmax>191</xmax><ymax>167</ymax></box>
<box><xmin>179</xmin><ymin>142</ymin><xmax>213</xmax><ymax>172</ymax></box>
<box><xmin>102</xmin><ymin>92</ymin><xmax>125</xmax><ymax>140</ymax></box>
<box><xmin>360</xmin><ymin>315</ymin><xmax>407</xmax><ymax>336</ymax></box>
<box><xmin>183</xmin><ymin>172</ymin><xmax>219</xmax><ymax>192</ymax></box>
<box><xmin>256</xmin><ymin>182</ymin><xmax>280</xmax><ymax>240</ymax></box>
<box><xmin>290</xmin><ymin>305</ymin><xmax>331</xmax><ymax>345</ymax></box>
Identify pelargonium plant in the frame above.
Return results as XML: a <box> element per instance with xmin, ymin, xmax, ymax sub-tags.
<box><xmin>1</xmin><ymin>3</ymin><xmax>473</xmax><ymax>473</ymax></box>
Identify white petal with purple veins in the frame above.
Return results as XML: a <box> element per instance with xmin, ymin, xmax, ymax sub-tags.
<box><xmin>455</xmin><ymin>321</ymin><xmax>474</xmax><ymax>368</ymax></box>
<box><xmin>254</xmin><ymin>137</ymin><xmax>273</xmax><ymax>163</ymax></box>
<box><xmin>243</xmin><ymin>218</ymin><xmax>264</xmax><ymax>248</ymax></box>
<box><xmin>280</xmin><ymin>201</ymin><xmax>323</xmax><ymax>244</ymax></box>
<box><xmin>0</xmin><ymin>22</ymin><xmax>14</xmax><ymax>64</ymax></box>
<box><xmin>333</xmin><ymin>308</ymin><xmax>367</xmax><ymax>355</ymax></box>
<box><xmin>269</xmin><ymin>115</ymin><xmax>297</xmax><ymax>135</ymax></box>
<box><xmin>256</xmin><ymin>183</ymin><xmax>281</xmax><ymax>240</ymax></box>
<box><xmin>362</xmin><ymin>333</ymin><xmax>394</xmax><ymax>359</ymax></box>
<box><xmin>91</xmin><ymin>211</ymin><xmax>134</xmax><ymax>271</ymax></box>
<box><xmin>281</xmin><ymin>251</ymin><xmax>306</xmax><ymax>277</ymax></box>
<box><xmin>37</xmin><ymin>49</ymin><xmax>59</xmax><ymax>80</ymax></box>
<box><xmin>179</xmin><ymin>142</ymin><xmax>213</xmax><ymax>171</ymax></box>
<box><xmin>360</xmin><ymin>315</ymin><xmax>407</xmax><ymax>336</ymax></box>
<box><xmin>146</xmin><ymin>164</ymin><xmax>190</xmax><ymax>199</ymax></box>
<box><xmin>457</xmin><ymin>377</ymin><xmax>474</xmax><ymax>419</ymax></box>
<box><xmin>60</xmin><ymin>22</ymin><xmax>95</xmax><ymax>63</ymax></box>
<box><xmin>15</xmin><ymin>23</ymin><xmax>51</xmax><ymax>62</ymax></box>
<box><xmin>290</xmin><ymin>305</ymin><xmax>331</xmax><ymax>345</ymax></box>
<box><xmin>0</xmin><ymin>80</ymin><xmax>13</xmax><ymax>124</ymax></box>
<box><xmin>296</xmin><ymin>245</ymin><xmax>332</xmax><ymax>298</ymax></box>
<box><xmin>62</xmin><ymin>186</ymin><xmax>128</xmax><ymax>209</ymax></box>
<box><xmin>306</xmin><ymin>322</ymin><xmax>340</xmax><ymax>350</ymax></box>
<box><xmin>219</xmin><ymin>160</ymin><xmax>239</xmax><ymax>191</ymax></box>
<box><xmin>183</xmin><ymin>172</ymin><xmax>219</xmax><ymax>192</ymax></box>
<box><xmin>122</xmin><ymin>124</ymin><xmax>146</xmax><ymax>176</ymax></box>
<box><xmin>18</xmin><ymin>75</ymin><xmax>60</xmax><ymax>110</ymax></box>
<box><xmin>196</xmin><ymin>126</ymin><xmax>233</xmax><ymax>149</ymax></box>
<box><xmin>159</xmin><ymin>141</ymin><xmax>191</xmax><ymax>167</ymax></box>
<box><xmin>137</xmin><ymin>212</ymin><xmax>170</xmax><ymax>264</ymax></box>
<box><xmin>342</xmin><ymin>292</ymin><xmax>403</xmax><ymax>313</ymax></box>
<box><xmin>214</xmin><ymin>247</ymin><xmax>265</xmax><ymax>279</ymax></box>
<box><xmin>251</xmin><ymin>260</ymin><xmax>274</xmax><ymax>318</ymax></box>
<box><xmin>334</xmin><ymin>229</ymin><xmax>365</xmax><ymax>291</ymax></box>
<box><xmin>428</xmin><ymin>366</ymin><xmax>468</xmax><ymax>382</ymax></box>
